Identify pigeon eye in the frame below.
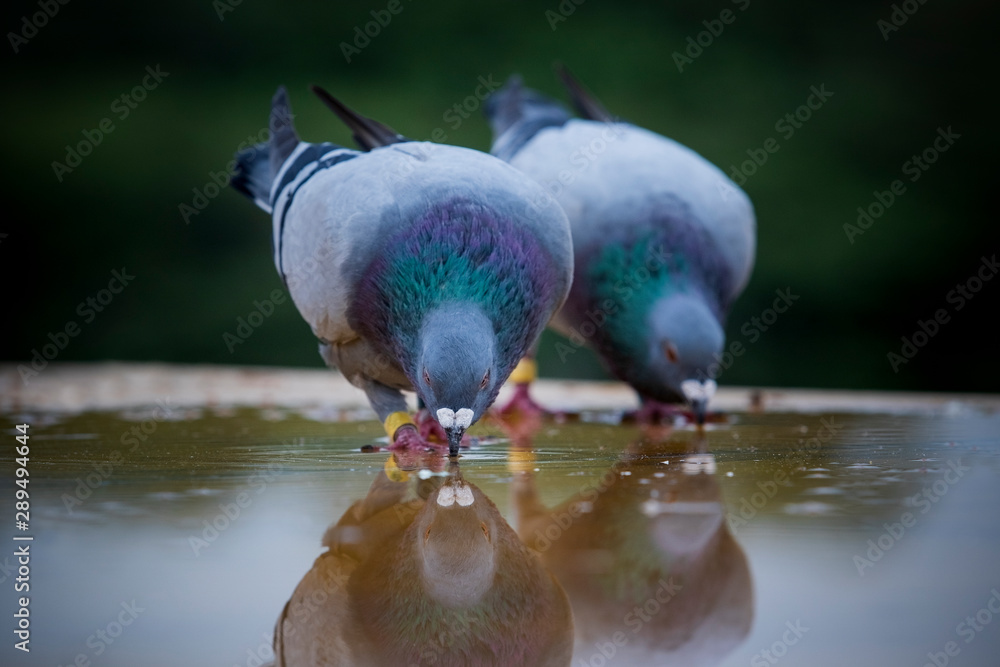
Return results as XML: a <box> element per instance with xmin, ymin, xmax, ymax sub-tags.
<box><xmin>424</xmin><ymin>526</ymin><xmax>432</xmax><ymax>542</ymax></box>
<box><xmin>480</xmin><ymin>522</ymin><xmax>491</xmax><ymax>543</ymax></box>
<box><xmin>480</xmin><ymin>369</ymin><xmax>490</xmax><ymax>389</ymax></box>
<box><xmin>423</xmin><ymin>368</ymin><xmax>432</xmax><ymax>386</ymax></box>
<box><xmin>663</xmin><ymin>342</ymin><xmax>679</xmax><ymax>363</ymax></box>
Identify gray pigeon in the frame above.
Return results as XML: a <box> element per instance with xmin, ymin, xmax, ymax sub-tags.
<box><xmin>485</xmin><ymin>68</ymin><xmax>756</xmax><ymax>423</ymax></box>
<box><xmin>231</xmin><ymin>86</ymin><xmax>573</xmax><ymax>455</ymax></box>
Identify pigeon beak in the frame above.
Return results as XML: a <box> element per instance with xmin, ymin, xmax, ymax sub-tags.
<box><xmin>680</xmin><ymin>379</ymin><xmax>716</xmax><ymax>426</ymax></box>
<box><xmin>437</xmin><ymin>408</ymin><xmax>474</xmax><ymax>457</ymax></box>
<box><xmin>446</xmin><ymin>427</ymin><xmax>465</xmax><ymax>458</ymax></box>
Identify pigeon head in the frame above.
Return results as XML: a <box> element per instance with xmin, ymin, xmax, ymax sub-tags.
<box><xmin>413</xmin><ymin>476</ymin><xmax>499</xmax><ymax>608</ymax></box>
<box><xmin>417</xmin><ymin>302</ymin><xmax>500</xmax><ymax>455</ymax></box>
<box><xmin>645</xmin><ymin>291</ymin><xmax>724</xmax><ymax>420</ymax></box>
<box><xmin>581</xmin><ymin>227</ymin><xmax>730</xmax><ymax>422</ymax></box>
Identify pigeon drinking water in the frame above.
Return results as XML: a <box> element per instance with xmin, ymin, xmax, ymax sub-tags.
<box><xmin>485</xmin><ymin>68</ymin><xmax>755</xmax><ymax>424</ymax></box>
<box><xmin>231</xmin><ymin>86</ymin><xmax>573</xmax><ymax>455</ymax></box>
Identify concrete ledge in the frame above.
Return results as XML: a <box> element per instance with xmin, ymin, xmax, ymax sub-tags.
<box><xmin>1</xmin><ymin>362</ymin><xmax>997</xmax><ymax>415</ymax></box>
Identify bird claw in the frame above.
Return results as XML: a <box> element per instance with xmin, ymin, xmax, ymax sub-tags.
<box><xmin>389</xmin><ymin>425</ymin><xmax>437</xmax><ymax>452</ymax></box>
<box><xmin>415</xmin><ymin>409</ymin><xmax>449</xmax><ymax>443</ymax></box>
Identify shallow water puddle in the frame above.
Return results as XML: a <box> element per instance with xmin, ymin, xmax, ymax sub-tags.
<box><xmin>1</xmin><ymin>406</ymin><xmax>998</xmax><ymax>666</ymax></box>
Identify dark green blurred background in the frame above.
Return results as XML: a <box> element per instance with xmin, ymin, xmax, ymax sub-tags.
<box><xmin>2</xmin><ymin>0</ymin><xmax>994</xmax><ymax>392</ymax></box>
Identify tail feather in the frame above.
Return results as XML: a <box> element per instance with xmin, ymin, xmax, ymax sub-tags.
<box><xmin>483</xmin><ymin>75</ymin><xmax>571</xmax><ymax>161</ymax></box>
<box><xmin>231</xmin><ymin>143</ymin><xmax>274</xmax><ymax>212</ymax></box>
<box><xmin>269</xmin><ymin>86</ymin><xmax>299</xmax><ymax>175</ymax></box>
<box><xmin>554</xmin><ymin>63</ymin><xmax>615</xmax><ymax>122</ymax></box>
<box><xmin>231</xmin><ymin>86</ymin><xmax>300</xmax><ymax>213</ymax></box>
<box><xmin>310</xmin><ymin>85</ymin><xmax>408</xmax><ymax>151</ymax></box>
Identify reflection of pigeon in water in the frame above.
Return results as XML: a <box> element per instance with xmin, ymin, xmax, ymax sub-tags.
<box><xmin>486</xmin><ymin>68</ymin><xmax>755</xmax><ymax>424</ymax></box>
<box><xmin>231</xmin><ymin>86</ymin><xmax>573</xmax><ymax>455</ymax></box>
<box><xmin>510</xmin><ymin>437</ymin><xmax>752</xmax><ymax>666</ymax></box>
<box><xmin>274</xmin><ymin>461</ymin><xmax>574</xmax><ymax>666</ymax></box>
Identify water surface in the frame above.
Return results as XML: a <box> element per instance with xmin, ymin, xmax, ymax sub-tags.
<box><xmin>1</xmin><ymin>402</ymin><xmax>998</xmax><ymax>666</ymax></box>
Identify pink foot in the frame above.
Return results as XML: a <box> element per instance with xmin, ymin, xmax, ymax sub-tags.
<box><xmin>415</xmin><ymin>409</ymin><xmax>449</xmax><ymax>443</ymax></box>
<box><xmin>498</xmin><ymin>384</ymin><xmax>550</xmax><ymax>418</ymax></box>
<box><xmin>389</xmin><ymin>425</ymin><xmax>437</xmax><ymax>452</ymax></box>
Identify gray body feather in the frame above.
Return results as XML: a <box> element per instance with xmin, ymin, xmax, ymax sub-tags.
<box><xmin>501</xmin><ymin>120</ymin><xmax>755</xmax><ymax>338</ymax></box>
<box><xmin>233</xmin><ymin>89</ymin><xmax>573</xmax><ymax>421</ymax></box>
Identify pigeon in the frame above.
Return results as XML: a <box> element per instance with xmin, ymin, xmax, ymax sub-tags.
<box><xmin>231</xmin><ymin>86</ymin><xmax>573</xmax><ymax>455</ymax></box>
<box><xmin>274</xmin><ymin>458</ymin><xmax>575</xmax><ymax>666</ymax></box>
<box><xmin>510</xmin><ymin>437</ymin><xmax>752</xmax><ymax>665</ymax></box>
<box><xmin>485</xmin><ymin>68</ymin><xmax>755</xmax><ymax>423</ymax></box>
